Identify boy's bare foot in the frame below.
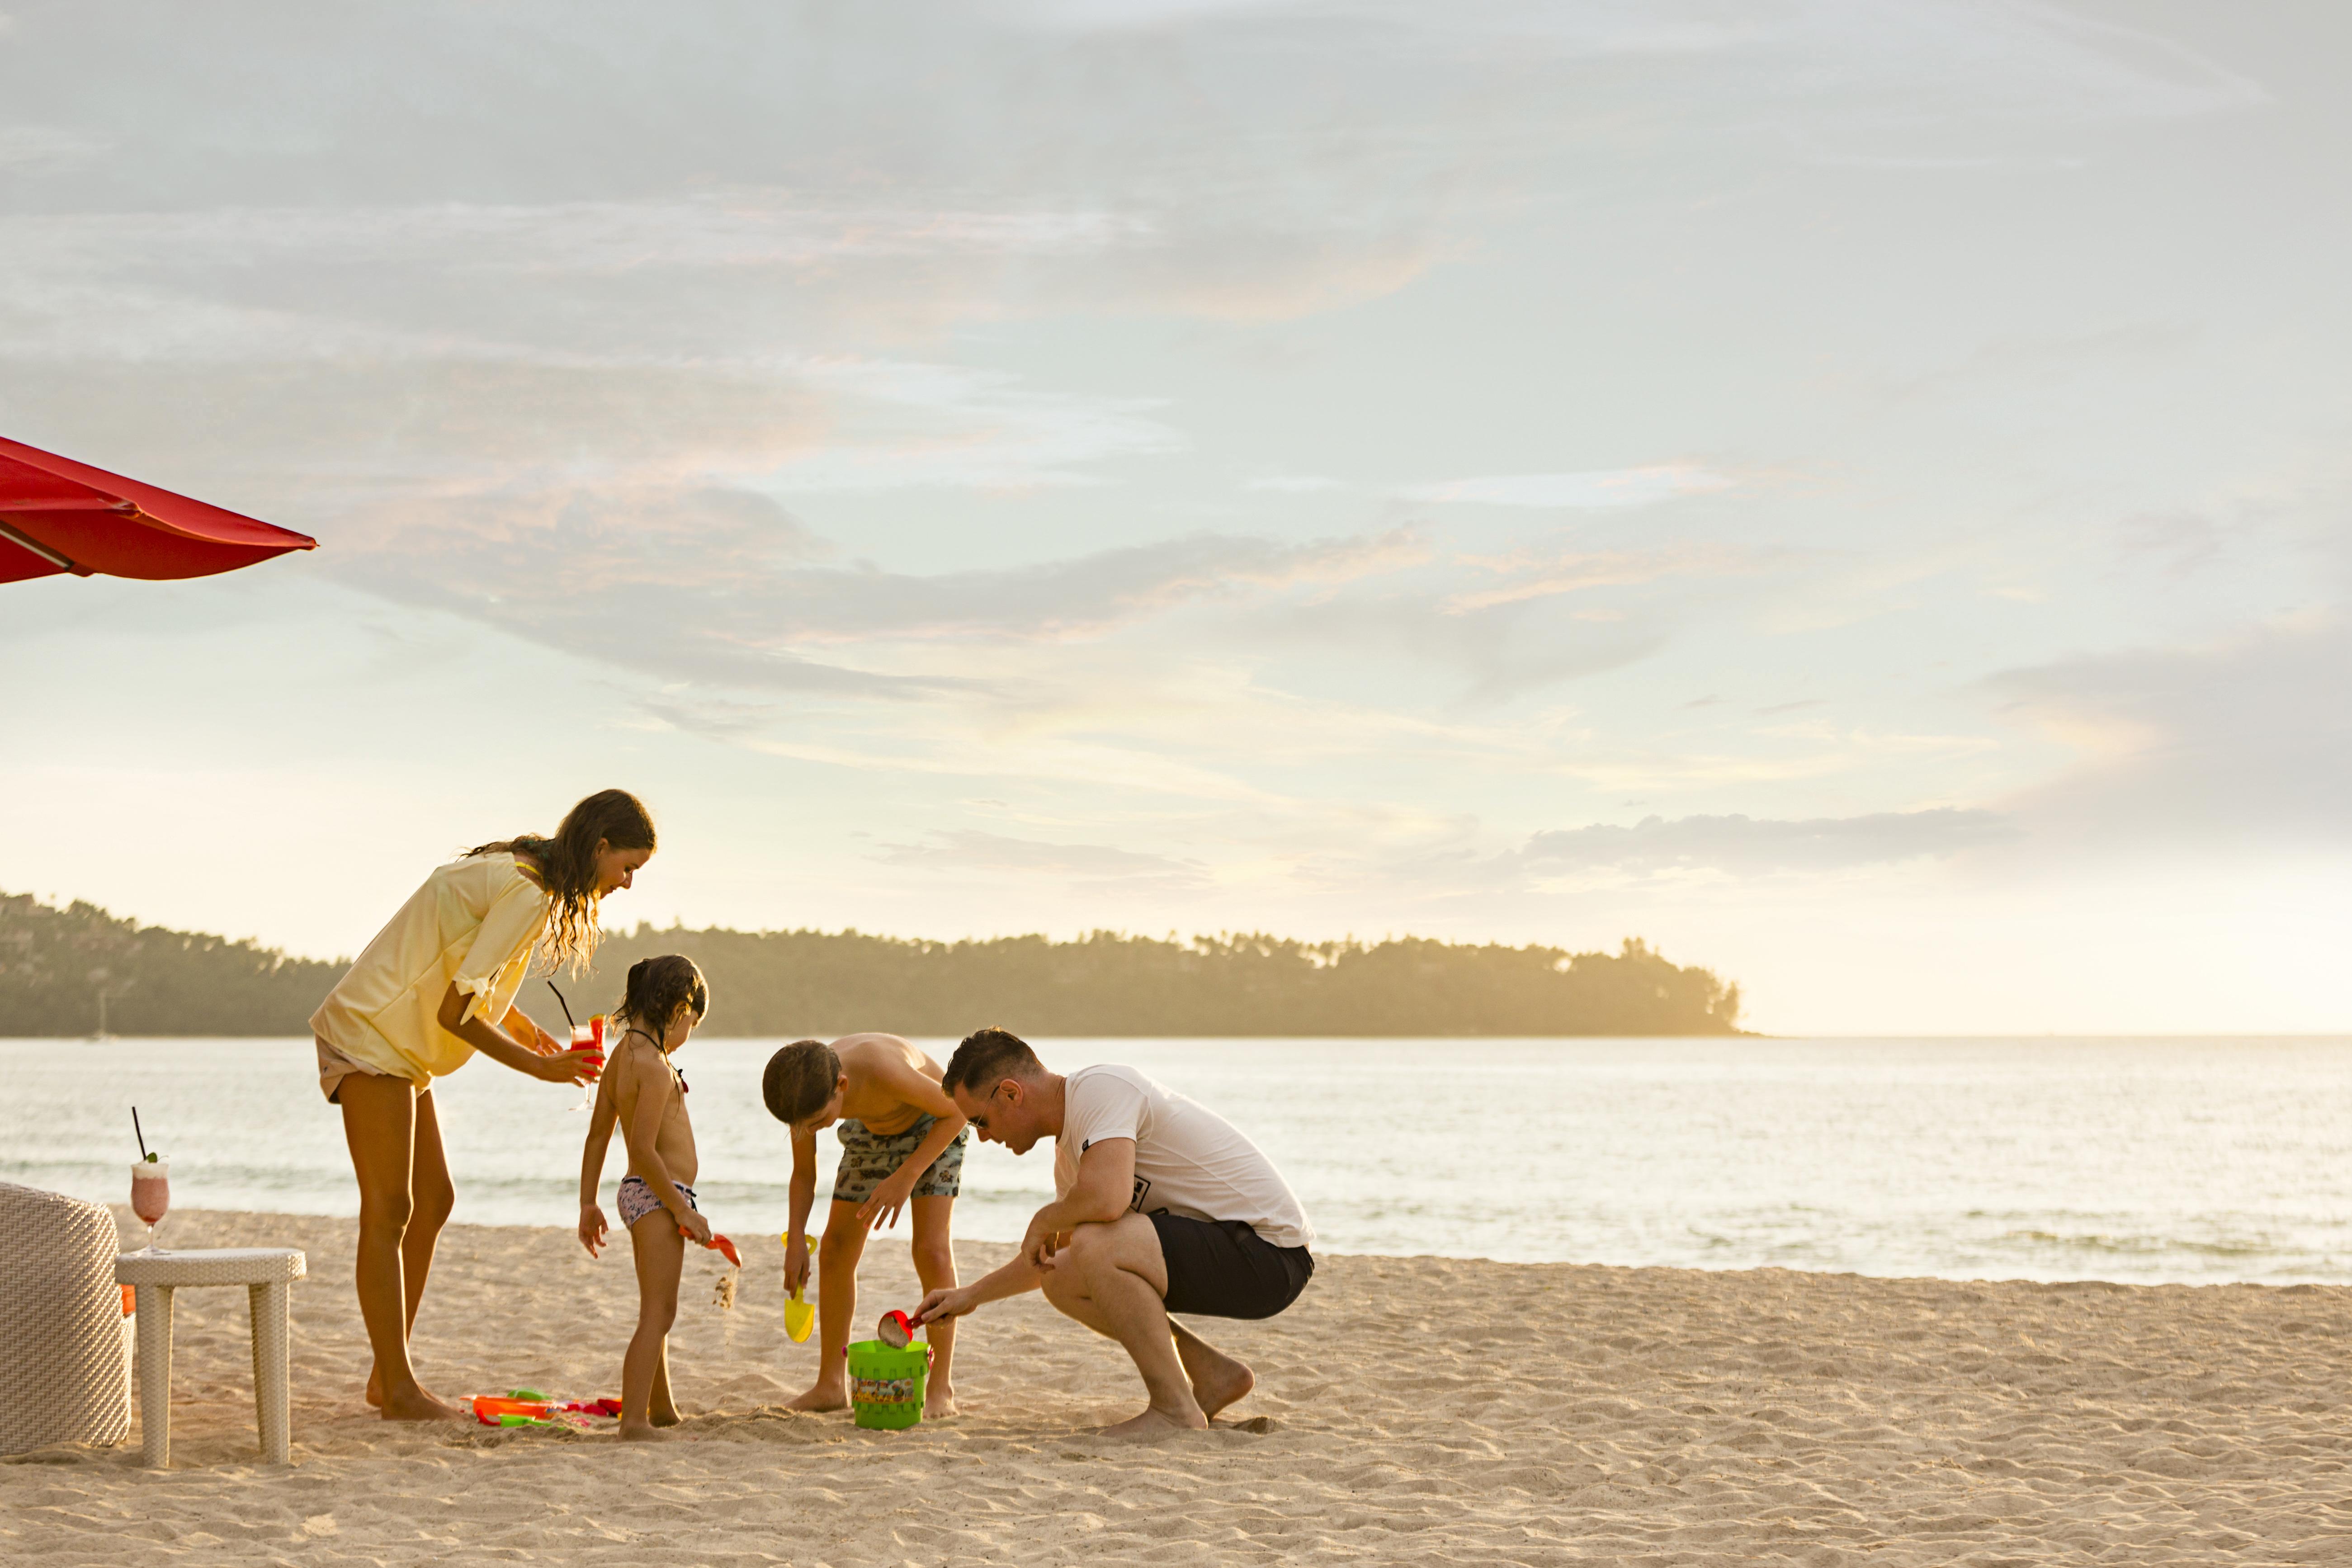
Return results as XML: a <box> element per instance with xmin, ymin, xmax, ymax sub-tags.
<box><xmin>924</xmin><ymin>1386</ymin><xmax>958</xmax><ymax>1421</ymax></box>
<box><xmin>785</xmin><ymin>1383</ymin><xmax>848</xmax><ymax>1413</ymax></box>
<box><xmin>378</xmin><ymin>1387</ymin><xmax>468</xmax><ymax>1422</ymax></box>
<box><xmin>651</xmin><ymin>1405</ymin><xmax>683</xmax><ymax>1428</ymax></box>
<box><xmin>1100</xmin><ymin>1403</ymin><xmax>1209</xmax><ymax>1437</ymax></box>
<box><xmin>1174</xmin><ymin>1338</ymin><xmax>1254</xmax><ymax>1419</ymax></box>
<box><xmin>618</xmin><ymin>1419</ymin><xmax>685</xmax><ymax>1442</ymax></box>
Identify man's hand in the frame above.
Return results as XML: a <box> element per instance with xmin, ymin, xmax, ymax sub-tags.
<box><xmin>855</xmin><ymin>1171</ymin><xmax>918</xmax><ymax>1233</ymax></box>
<box><xmin>677</xmin><ymin>1206</ymin><xmax>713</xmax><ymax>1247</ymax></box>
<box><xmin>1020</xmin><ymin>1214</ymin><xmax>1069</xmax><ymax>1272</ymax></box>
<box><xmin>578</xmin><ymin>1203</ymin><xmax>609</xmax><ymax>1258</ymax></box>
<box><xmin>783</xmin><ymin>1232</ymin><xmax>811</xmax><ymax>1295</ymax></box>
<box><xmin>913</xmin><ymin>1285</ymin><xmax>976</xmax><ymax>1326</ymax></box>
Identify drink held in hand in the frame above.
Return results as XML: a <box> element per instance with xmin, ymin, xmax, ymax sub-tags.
<box><xmin>569</xmin><ymin>1014</ymin><xmax>607</xmax><ymax>1112</ymax></box>
<box><xmin>130</xmin><ymin>1157</ymin><xmax>170</xmax><ymax>1253</ymax></box>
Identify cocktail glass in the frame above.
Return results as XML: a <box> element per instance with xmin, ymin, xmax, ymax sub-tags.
<box><xmin>569</xmin><ymin>1015</ymin><xmax>607</xmax><ymax>1111</ymax></box>
<box><xmin>130</xmin><ymin>1158</ymin><xmax>170</xmax><ymax>1253</ymax></box>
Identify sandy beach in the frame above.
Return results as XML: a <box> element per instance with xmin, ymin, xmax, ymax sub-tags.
<box><xmin>6</xmin><ymin>1209</ymin><xmax>2350</xmax><ymax>1566</ymax></box>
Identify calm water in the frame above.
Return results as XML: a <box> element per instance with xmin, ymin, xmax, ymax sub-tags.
<box><xmin>7</xmin><ymin>1036</ymin><xmax>2352</xmax><ymax>1284</ymax></box>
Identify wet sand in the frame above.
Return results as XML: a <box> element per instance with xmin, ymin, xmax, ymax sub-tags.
<box><xmin>6</xmin><ymin>1208</ymin><xmax>2351</xmax><ymax>1565</ymax></box>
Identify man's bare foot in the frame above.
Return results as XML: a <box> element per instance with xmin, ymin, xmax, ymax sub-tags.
<box><xmin>925</xmin><ymin>1386</ymin><xmax>958</xmax><ymax>1422</ymax></box>
<box><xmin>618</xmin><ymin>1419</ymin><xmax>685</xmax><ymax>1442</ymax></box>
<box><xmin>785</xmin><ymin>1383</ymin><xmax>848</xmax><ymax>1413</ymax></box>
<box><xmin>1100</xmin><ymin>1403</ymin><xmax>1209</xmax><ymax>1437</ymax></box>
<box><xmin>378</xmin><ymin>1387</ymin><xmax>468</xmax><ymax>1422</ymax></box>
<box><xmin>1174</xmin><ymin>1337</ymin><xmax>1254</xmax><ymax>1419</ymax></box>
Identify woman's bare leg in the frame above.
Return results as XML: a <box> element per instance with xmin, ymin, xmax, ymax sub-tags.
<box><xmin>785</xmin><ymin>1200</ymin><xmax>867</xmax><ymax>1411</ymax></box>
<box><xmin>622</xmin><ymin>1216</ymin><xmax>685</xmax><ymax>1441</ymax></box>
<box><xmin>909</xmin><ymin>1195</ymin><xmax>958</xmax><ymax>1419</ymax></box>
<box><xmin>340</xmin><ymin>1073</ymin><xmax>463</xmax><ymax>1421</ymax></box>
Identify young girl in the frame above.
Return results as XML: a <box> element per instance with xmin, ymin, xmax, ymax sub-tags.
<box><xmin>312</xmin><ymin>788</ymin><xmax>653</xmax><ymax>1421</ymax></box>
<box><xmin>578</xmin><ymin>954</ymin><xmax>712</xmax><ymax>1441</ymax></box>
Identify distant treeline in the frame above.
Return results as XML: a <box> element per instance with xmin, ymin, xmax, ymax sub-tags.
<box><xmin>0</xmin><ymin>889</ymin><xmax>1743</xmax><ymax>1038</ymax></box>
<box><xmin>0</xmin><ymin>892</ymin><xmax>345</xmax><ymax>1037</ymax></box>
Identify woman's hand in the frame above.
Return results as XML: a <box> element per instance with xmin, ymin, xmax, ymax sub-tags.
<box><xmin>524</xmin><ymin>1044</ymin><xmax>604</xmax><ymax>1085</ymax></box>
<box><xmin>578</xmin><ymin>1203</ymin><xmax>609</xmax><ymax>1258</ymax></box>
<box><xmin>855</xmin><ymin>1170</ymin><xmax>919</xmax><ymax>1233</ymax></box>
<box><xmin>783</xmin><ymin>1232</ymin><xmax>811</xmax><ymax>1296</ymax></box>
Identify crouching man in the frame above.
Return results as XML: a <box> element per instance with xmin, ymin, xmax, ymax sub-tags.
<box><xmin>912</xmin><ymin>1028</ymin><xmax>1315</xmax><ymax>1435</ymax></box>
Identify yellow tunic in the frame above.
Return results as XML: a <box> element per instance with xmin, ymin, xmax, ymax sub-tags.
<box><xmin>309</xmin><ymin>853</ymin><xmax>553</xmax><ymax>1084</ymax></box>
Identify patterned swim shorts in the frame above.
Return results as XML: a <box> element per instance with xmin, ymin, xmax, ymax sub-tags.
<box><xmin>832</xmin><ymin>1114</ymin><xmax>969</xmax><ymax>1204</ymax></box>
<box><xmin>618</xmin><ymin>1174</ymin><xmax>697</xmax><ymax>1229</ymax></box>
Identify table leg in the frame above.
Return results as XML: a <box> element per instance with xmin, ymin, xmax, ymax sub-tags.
<box><xmin>248</xmin><ymin>1281</ymin><xmax>292</xmax><ymax>1464</ymax></box>
<box><xmin>134</xmin><ymin>1283</ymin><xmax>174</xmax><ymax>1469</ymax></box>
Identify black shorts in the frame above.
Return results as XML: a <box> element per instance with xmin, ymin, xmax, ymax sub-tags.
<box><xmin>1149</xmin><ymin>1214</ymin><xmax>1314</xmax><ymax>1320</ymax></box>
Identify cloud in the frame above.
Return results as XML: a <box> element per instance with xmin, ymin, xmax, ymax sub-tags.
<box><xmin>1520</xmin><ymin>807</ymin><xmax>2014</xmax><ymax>875</ymax></box>
<box><xmin>0</xmin><ymin>124</ymin><xmax>107</xmax><ymax>172</ymax></box>
<box><xmin>1991</xmin><ymin>613</ymin><xmax>2352</xmax><ymax>847</ymax></box>
<box><xmin>874</xmin><ymin>828</ymin><xmax>1210</xmax><ymax>890</ymax></box>
<box><xmin>1445</xmin><ymin>542</ymin><xmax>1752</xmax><ymax>613</ymax></box>
<box><xmin>1402</xmin><ymin>464</ymin><xmax>1733</xmax><ymax>509</ymax></box>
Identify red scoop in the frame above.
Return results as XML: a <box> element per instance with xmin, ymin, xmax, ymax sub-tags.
<box><xmin>878</xmin><ymin>1308</ymin><xmax>918</xmax><ymax>1347</ymax></box>
<box><xmin>681</xmin><ymin>1228</ymin><xmax>743</xmax><ymax>1268</ymax></box>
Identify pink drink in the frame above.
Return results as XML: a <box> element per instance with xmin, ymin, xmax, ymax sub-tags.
<box><xmin>130</xmin><ymin>1160</ymin><xmax>169</xmax><ymax>1251</ymax></box>
<box><xmin>567</xmin><ymin>1015</ymin><xmax>607</xmax><ymax>1111</ymax></box>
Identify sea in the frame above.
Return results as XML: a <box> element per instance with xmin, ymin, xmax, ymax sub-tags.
<box><xmin>8</xmin><ymin>1035</ymin><xmax>2352</xmax><ymax>1285</ymax></box>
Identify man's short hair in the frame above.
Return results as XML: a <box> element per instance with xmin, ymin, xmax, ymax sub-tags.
<box><xmin>942</xmin><ymin>1027</ymin><xmax>1043</xmax><ymax>1097</ymax></box>
<box><xmin>762</xmin><ymin>1039</ymin><xmax>841</xmax><ymax>1125</ymax></box>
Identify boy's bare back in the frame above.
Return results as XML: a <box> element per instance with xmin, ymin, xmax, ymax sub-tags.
<box><xmin>613</xmin><ymin>1035</ymin><xmax>699</xmax><ymax>1185</ymax></box>
<box><xmin>831</xmin><ymin>1033</ymin><xmax>952</xmax><ymax>1133</ymax></box>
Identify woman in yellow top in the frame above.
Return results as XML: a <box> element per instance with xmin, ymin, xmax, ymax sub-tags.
<box><xmin>312</xmin><ymin>788</ymin><xmax>656</xmax><ymax>1422</ymax></box>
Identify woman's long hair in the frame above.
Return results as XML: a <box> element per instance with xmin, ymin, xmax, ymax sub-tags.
<box><xmin>466</xmin><ymin>789</ymin><xmax>656</xmax><ymax>971</ymax></box>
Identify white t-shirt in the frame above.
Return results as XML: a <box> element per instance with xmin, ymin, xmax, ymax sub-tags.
<box><xmin>1051</xmin><ymin>1065</ymin><xmax>1314</xmax><ymax>1250</ymax></box>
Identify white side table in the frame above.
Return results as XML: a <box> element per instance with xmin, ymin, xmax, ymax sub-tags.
<box><xmin>115</xmin><ymin>1247</ymin><xmax>306</xmax><ymax>1467</ymax></box>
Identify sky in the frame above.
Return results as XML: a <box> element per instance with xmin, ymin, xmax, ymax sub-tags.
<box><xmin>2</xmin><ymin>1</ymin><xmax>2347</xmax><ymax>1035</ymax></box>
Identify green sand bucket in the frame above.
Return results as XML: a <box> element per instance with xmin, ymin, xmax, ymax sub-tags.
<box><xmin>847</xmin><ymin>1338</ymin><xmax>931</xmax><ymax>1430</ymax></box>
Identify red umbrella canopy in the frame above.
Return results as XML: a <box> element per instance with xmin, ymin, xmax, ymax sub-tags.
<box><xmin>0</xmin><ymin>437</ymin><xmax>317</xmax><ymax>585</ymax></box>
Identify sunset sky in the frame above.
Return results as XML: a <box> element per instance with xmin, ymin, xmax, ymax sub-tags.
<box><xmin>3</xmin><ymin>1</ymin><xmax>2345</xmax><ymax>1034</ymax></box>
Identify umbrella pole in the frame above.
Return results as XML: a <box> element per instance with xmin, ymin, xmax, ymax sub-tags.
<box><xmin>0</xmin><ymin>518</ymin><xmax>83</xmax><ymax>574</ymax></box>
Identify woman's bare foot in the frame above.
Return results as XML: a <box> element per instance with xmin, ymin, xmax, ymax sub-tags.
<box><xmin>785</xmin><ymin>1381</ymin><xmax>848</xmax><ymax>1413</ymax></box>
<box><xmin>1174</xmin><ymin>1337</ymin><xmax>1254</xmax><ymax>1419</ymax></box>
<box><xmin>925</xmin><ymin>1384</ymin><xmax>958</xmax><ymax>1422</ymax></box>
<box><xmin>618</xmin><ymin>1419</ymin><xmax>685</xmax><ymax>1442</ymax></box>
<box><xmin>378</xmin><ymin>1386</ymin><xmax>468</xmax><ymax>1422</ymax></box>
<box><xmin>1100</xmin><ymin>1402</ymin><xmax>1209</xmax><ymax>1437</ymax></box>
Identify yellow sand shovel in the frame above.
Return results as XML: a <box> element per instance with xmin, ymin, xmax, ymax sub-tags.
<box><xmin>781</xmin><ymin>1232</ymin><xmax>814</xmax><ymax>1342</ymax></box>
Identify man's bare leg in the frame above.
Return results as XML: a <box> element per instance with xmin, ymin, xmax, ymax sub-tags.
<box><xmin>909</xmin><ymin>1195</ymin><xmax>958</xmax><ymax>1420</ymax></box>
<box><xmin>621</xmin><ymin>1215</ymin><xmax>685</xmax><ymax>1441</ymax></box>
<box><xmin>339</xmin><ymin>1075</ymin><xmax>464</xmax><ymax>1422</ymax></box>
<box><xmin>786</xmin><ymin>1200</ymin><xmax>866</xmax><ymax>1412</ymax></box>
<box><xmin>1171</xmin><ymin>1321</ymin><xmax>1254</xmax><ymax>1419</ymax></box>
<box><xmin>1039</xmin><ymin>1214</ymin><xmax>1207</xmax><ymax>1435</ymax></box>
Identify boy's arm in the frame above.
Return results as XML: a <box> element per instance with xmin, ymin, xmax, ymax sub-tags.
<box><xmin>850</xmin><ymin>1053</ymin><xmax>971</xmax><ymax>1230</ymax></box>
<box><xmin>619</xmin><ymin>1046</ymin><xmax>709</xmax><ymax>1243</ymax></box>
<box><xmin>783</xmin><ymin>1125</ymin><xmax>818</xmax><ymax>1294</ymax></box>
<box><xmin>576</xmin><ymin>1072</ymin><xmax>618</xmax><ymax>1256</ymax></box>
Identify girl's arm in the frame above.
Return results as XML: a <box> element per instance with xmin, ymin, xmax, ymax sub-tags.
<box><xmin>620</xmin><ymin>1046</ymin><xmax>709</xmax><ymax>1243</ymax></box>
<box><xmin>576</xmin><ymin>1071</ymin><xmax>618</xmax><ymax>1256</ymax></box>
<box><xmin>784</xmin><ymin>1125</ymin><xmax>818</xmax><ymax>1294</ymax></box>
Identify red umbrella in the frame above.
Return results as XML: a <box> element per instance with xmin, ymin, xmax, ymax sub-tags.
<box><xmin>0</xmin><ymin>436</ymin><xmax>316</xmax><ymax>585</ymax></box>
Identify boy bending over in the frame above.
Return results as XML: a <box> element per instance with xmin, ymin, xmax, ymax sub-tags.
<box><xmin>764</xmin><ymin>1034</ymin><xmax>968</xmax><ymax>1420</ymax></box>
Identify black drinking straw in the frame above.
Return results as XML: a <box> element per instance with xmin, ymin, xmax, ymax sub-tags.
<box><xmin>132</xmin><ymin>1107</ymin><xmax>148</xmax><ymax>1161</ymax></box>
<box><xmin>546</xmin><ymin>981</ymin><xmax>578</xmax><ymax>1033</ymax></box>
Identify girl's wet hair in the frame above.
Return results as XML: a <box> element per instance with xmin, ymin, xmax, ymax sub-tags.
<box><xmin>614</xmin><ymin>954</ymin><xmax>708</xmax><ymax>1041</ymax></box>
<box><xmin>467</xmin><ymin>789</ymin><xmax>656</xmax><ymax>971</ymax></box>
<box><xmin>762</xmin><ymin>1039</ymin><xmax>841</xmax><ymax>1125</ymax></box>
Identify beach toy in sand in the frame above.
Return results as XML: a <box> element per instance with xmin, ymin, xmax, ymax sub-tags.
<box><xmin>877</xmin><ymin>1308</ymin><xmax>918</xmax><ymax>1349</ymax></box>
<box><xmin>847</xmin><ymin>1337</ymin><xmax>932</xmax><ymax>1430</ymax></box>
<box><xmin>780</xmin><ymin>1232</ymin><xmax>816</xmax><ymax>1341</ymax></box>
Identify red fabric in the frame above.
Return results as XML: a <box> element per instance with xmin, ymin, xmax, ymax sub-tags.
<box><xmin>0</xmin><ymin>438</ymin><xmax>316</xmax><ymax>583</ymax></box>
